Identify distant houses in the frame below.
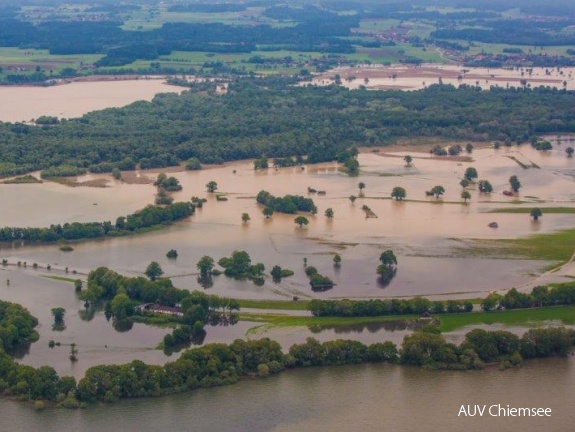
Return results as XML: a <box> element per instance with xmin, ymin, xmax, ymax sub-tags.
<box><xmin>135</xmin><ymin>303</ymin><xmax>183</xmax><ymax>317</ymax></box>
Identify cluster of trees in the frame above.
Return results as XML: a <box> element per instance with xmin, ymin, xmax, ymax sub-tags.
<box><xmin>256</xmin><ymin>190</ymin><xmax>317</xmax><ymax>214</ymax></box>
<box><xmin>482</xmin><ymin>283</ymin><xmax>575</xmax><ymax>311</ymax></box>
<box><xmin>304</xmin><ymin>266</ymin><xmax>334</xmax><ymax>291</ymax></box>
<box><xmin>1</xmin><ymin>81</ymin><xmax>574</xmax><ymax>177</ymax></box>
<box><xmin>0</xmin><ymin>300</ymin><xmax>39</xmax><ymax>351</ymax></box>
<box><xmin>377</xmin><ymin>250</ymin><xmax>398</xmax><ymax>284</ymax></box>
<box><xmin>0</xmin><ymin>202</ymin><xmax>194</xmax><ymax>243</ymax></box>
<box><xmin>400</xmin><ymin>326</ymin><xmax>574</xmax><ymax>370</ymax></box>
<box><xmin>217</xmin><ymin>250</ymin><xmax>266</xmax><ymax>285</ymax></box>
<box><xmin>309</xmin><ymin>297</ymin><xmax>473</xmax><ymax>317</ymax></box>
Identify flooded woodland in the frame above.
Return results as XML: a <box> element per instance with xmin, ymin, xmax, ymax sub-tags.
<box><xmin>0</xmin><ymin>78</ymin><xmax>574</xmax><ymax>429</ymax></box>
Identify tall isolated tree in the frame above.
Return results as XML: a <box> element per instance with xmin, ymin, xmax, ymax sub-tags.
<box><xmin>358</xmin><ymin>182</ymin><xmax>366</xmax><ymax>194</ymax></box>
<box><xmin>145</xmin><ymin>261</ymin><xmax>163</xmax><ymax>281</ymax></box>
<box><xmin>294</xmin><ymin>216</ymin><xmax>309</xmax><ymax>228</ymax></box>
<box><xmin>206</xmin><ymin>181</ymin><xmax>218</xmax><ymax>193</ymax></box>
<box><xmin>403</xmin><ymin>155</ymin><xmax>413</xmax><ymax>166</ymax></box>
<box><xmin>197</xmin><ymin>256</ymin><xmax>215</xmax><ymax>276</ymax></box>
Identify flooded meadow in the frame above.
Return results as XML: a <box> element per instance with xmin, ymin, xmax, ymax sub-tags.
<box><xmin>0</xmin><ymin>138</ymin><xmax>574</xmax><ymax>371</ymax></box>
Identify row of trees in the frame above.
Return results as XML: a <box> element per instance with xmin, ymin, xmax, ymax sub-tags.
<box><xmin>309</xmin><ymin>297</ymin><xmax>473</xmax><ymax>317</ymax></box>
<box><xmin>1</xmin><ymin>324</ymin><xmax>572</xmax><ymax>406</ymax></box>
<box><xmin>0</xmin><ymin>202</ymin><xmax>194</xmax><ymax>243</ymax></box>
<box><xmin>482</xmin><ymin>284</ymin><xmax>575</xmax><ymax>311</ymax></box>
<box><xmin>309</xmin><ymin>281</ymin><xmax>575</xmax><ymax>318</ymax></box>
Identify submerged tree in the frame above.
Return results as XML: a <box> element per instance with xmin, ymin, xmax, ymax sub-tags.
<box><xmin>391</xmin><ymin>186</ymin><xmax>406</xmax><ymax>201</ymax></box>
<box><xmin>403</xmin><ymin>155</ymin><xmax>413</xmax><ymax>166</ymax></box>
<box><xmin>349</xmin><ymin>195</ymin><xmax>357</xmax><ymax>204</ymax></box>
<box><xmin>430</xmin><ymin>185</ymin><xmax>445</xmax><ymax>199</ymax></box>
<box><xmin>460</xmin><ymin>178</ymin><xmax>470</xmax><ymax>189</ymax></box>
<box><xmin>197</xmin><ymin>256</ymin><xmax>215</xmax><ymax>276</ymax></box>
<box><xmin>206</xmin><ymin>181</ymin><xmax>218</xmax><ymax>193</ymax></box>
<box><xmin>295</xmin><ymin>216</ymin><xmax>309</xmax><ymax>228</ymax></box>
<box><xmin>241</xmin><ymin>213</ymin><xmax>251</xmax><ymax>224</ymax></box>
<box><xmin>461</xmin><ymin>190</ymin><xmax>471</xmax><ymax>203</ymax></box>
<box><xmin>333</xmin><ymin>254</ymin><xmax>342</xmax><ymax>267</ymax></box>
<box><xmin>464</xmin><ymin>167</ymin><xmax>478</xmax><ymax>182</ymax></box>
<box><xmin>324</xmin><ymin>208</ymin><xmax>334</xmax><ymax>219</ymax></box>
<box><xmin>478</xmin><ymin>180</ymin><xmax>493</xmax><ymax>193</ymax></box>
<box><xmin>530</xmin><ymin>208</ymin><xmax>542</xmax><ymax>221</ymax></box>
<box><xmin>263</xmin><ymin>207</ymin><xmax>274</xmax><ymax>219</ymax></box>
<box><xmin>509</xmin><ymin>175</ymin><xmax>521</xmax><ymax>193</ymax></box>
<box><xmin>566</xmin><ymin>147</ymin><xmax>574</xmax><ymax>158</ymax></box>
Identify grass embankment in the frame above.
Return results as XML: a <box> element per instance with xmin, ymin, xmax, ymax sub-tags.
<box><xmin>487</xmin><ymin>207</ymin><xmax>575</xmax><ymax>214</ymax></box>
<box><xmin>438</xmin><ymin>306</ymin><xmax>575</xmax><ymax>332</ymax></box>
<box><xmin>241</xmin><ymin>306</ymin><xmax>575</xmax><ymax>334</ymax></box>
<box><xmin>241</xmin><ymin>312</ymin><xmax>419</xmax><ymax>327</ymax></box>
<box><xmin>237</xmin><ymin>299</ymin><xmax>310</xmax><ymax>311</ymax></box>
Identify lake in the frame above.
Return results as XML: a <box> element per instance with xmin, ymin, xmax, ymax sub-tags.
<box><xmin>0</xmin><ymin>78</ymin><xmax>183</xmax><ymax>122</ymax></box>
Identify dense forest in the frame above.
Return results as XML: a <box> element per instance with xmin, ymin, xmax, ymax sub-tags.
<box><xmin>0</xmin><ymin>79</ymin><xmax>573</xmax><ymax>177</ymax></box>
<box><xmin>0</xmin><ymin>300</ymin><xmax>39</xmax><ymax>351</ymax></box>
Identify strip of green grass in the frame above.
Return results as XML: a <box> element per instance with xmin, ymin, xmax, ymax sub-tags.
<box><xmin>486</xmin><ymin>207</ymin><xmax>575</xmax><ymax>214</ymax></box>
<box><xmin>439</xmin><ymin>306</ymin><xmax>575</xmax><ymax>332</ymax></box>
<box><xmin>238</xmin><ymin>299</ymin><xmax>310</xmax><ymax>311</ymax></box>
<box><xmin>240</xmin><ymin>312</ymin><xmax>418</xmax><ymax>327</ymax></box>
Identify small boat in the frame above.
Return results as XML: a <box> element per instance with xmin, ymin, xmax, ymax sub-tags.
<box><xmin>488</xmin><ymin>222</ymin><xmax>499</xmax><ymax>228</ymax></box>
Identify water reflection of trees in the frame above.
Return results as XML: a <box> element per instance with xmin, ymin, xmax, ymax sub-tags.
<box><xmin>377</xmin><ymin>268</ymin><xmax>397</xmax><ymax>288</ymax></box>
<box><xmin>308</xmin><ymin>319</ymin><xmax>424</xmax><ymax>335</ymax></box>
<box><xmin>197</xmin><ymin>274</ymin><xmax>214</xmax><ymax>289</ymax></box>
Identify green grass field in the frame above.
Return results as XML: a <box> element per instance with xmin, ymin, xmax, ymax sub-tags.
<box><xmin>469</xmin><ymin>228</ymin><xmax>575</xmax><ymax>262</ymax></box>
<box><xmin>240</xmin><ymin>312</ymin><xmax>419</xmax><ymax>327</ymax></box>
<box><xmin>438</xmin><ymin>306</ymin><xmax>575</xmax><ymax>332</ymax></box>
<box><xmin>238</xmin><ymin>299</ymin><xmax>310</xmax><ymax>311</ymax></box>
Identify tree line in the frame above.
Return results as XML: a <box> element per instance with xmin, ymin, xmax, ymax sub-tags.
<box><xmin>0</xmin><ymin>202</ymin><xmax>193</xmax><ymax>243</ymax></box>
<box><xmin>0</xmin><ymin>322</ymin><xmax>572</xmax><ymax>406</ymax></box>
<box><xmin>309</xmin><ymin>282</ymin><xmax>575</xmax><ymax>318</ymax></box>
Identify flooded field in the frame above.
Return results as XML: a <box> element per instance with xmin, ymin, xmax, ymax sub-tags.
<box><xmin>0</xmin><ymin>78</ymin><xmax>183</xmax><ymax>122</ymax></box>
<box><xmin>313</xmin><ymin>64</ymin><xmax>575</xmax><ymax>91</ymax></box>
<box><xmin>1</xmin><ymin>144</ymin><xmax>574</xmax><ymax>302</ymax></box>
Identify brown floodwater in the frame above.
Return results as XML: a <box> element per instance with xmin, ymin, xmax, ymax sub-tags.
<box><xmin>0</xmin><ymin>79</ymin><xmax>183</xmax><ymax>122</ymax></box>
<box><xmin>1</xmin><ymin>145</ymin><xmax>573</xmax><ymax>302</ymax></box>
